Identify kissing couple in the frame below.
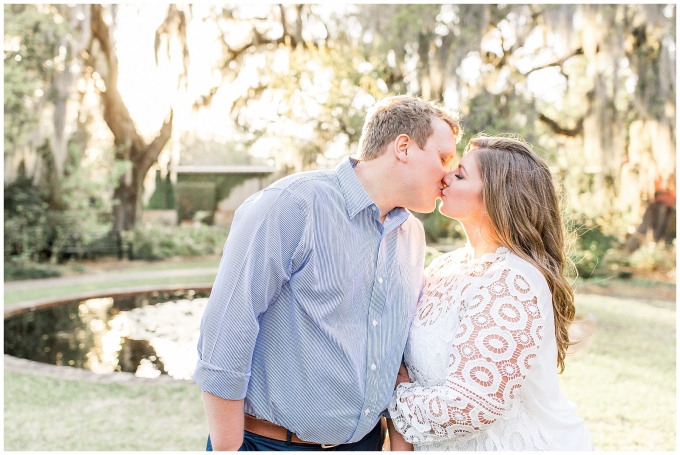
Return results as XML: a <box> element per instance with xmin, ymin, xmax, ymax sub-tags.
<box><xmin>194</xmin><ymin>95</ymin><xmax>593</xmax><ymax>451</ymax></box>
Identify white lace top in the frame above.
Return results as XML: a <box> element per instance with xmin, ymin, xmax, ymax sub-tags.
<box><xmin>388</xmin><ymin>247</ymin><xmax>593</xmax><ymax>451</ymax></box>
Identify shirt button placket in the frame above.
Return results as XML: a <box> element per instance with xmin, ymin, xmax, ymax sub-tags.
<box><xmin>362</xmin><ymin>233</ymin><xmax>383</xmax><ymax>434</ymax></box>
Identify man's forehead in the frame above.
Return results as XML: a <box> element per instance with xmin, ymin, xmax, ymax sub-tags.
<box><xmin>431</xmin><ymin>121</ymin><xmax>457</xmax><ymax>144</ymax></box>
<box><xmin>438</xmin><ymin>141</ymin><xmax>457</xmax><ymax>158</ymax></box>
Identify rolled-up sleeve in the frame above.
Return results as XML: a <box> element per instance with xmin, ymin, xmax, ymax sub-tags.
<box><xmin>193</xmin><ymin>188</ymin><xmax>307</xmax><ymax>399</ymax></box>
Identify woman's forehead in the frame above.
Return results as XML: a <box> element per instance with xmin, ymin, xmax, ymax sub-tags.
<box><xmin>459</xmin><ymin>149</ymin><xmax>478</xmax><ymax>165</ymax></box>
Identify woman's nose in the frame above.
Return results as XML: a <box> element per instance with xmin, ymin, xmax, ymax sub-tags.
<box><xmin>442</xmin><ymin>172</ymin><xmax>454</xmax><ymax>187</ymax></box>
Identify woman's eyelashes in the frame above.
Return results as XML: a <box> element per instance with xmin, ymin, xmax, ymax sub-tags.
<box><xmin>454</xmin><ymin>173</ymin><xmax>464</xmax><ymax>180</ymax></box>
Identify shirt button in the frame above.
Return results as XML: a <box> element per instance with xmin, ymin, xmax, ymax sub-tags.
<box><xmin>371</xmin><ymin>205</ymin><xmax>378</xmax><ymax>211</ymax></box>
<box><xmin>365</xmin><ymin>408</ymin><xmax>370</xmax><ymax>415</ymax></box>
<box><xmin>378</xmin><ymin>277</ymin><xmax>383</xmax><ymax>283</ymax></box>
<box><xmin>371</xmin><ymin>364</ymin><xmax>376</xmax><ymax>371</ymax></box>
<box><xmin>372</xmin><ymin>320</ymin><xmax>377</xmax><ymax>327</ymax></box>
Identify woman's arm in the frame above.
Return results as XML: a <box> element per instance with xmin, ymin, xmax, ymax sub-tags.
<box><xmin>388</xmin><ymin>267</ymin><xmax>548</xmax><ymax>444</ymax></box>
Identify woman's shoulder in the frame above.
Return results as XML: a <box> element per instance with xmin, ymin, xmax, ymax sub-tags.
<box><xmin>502</xmin><ymin>250</ymin><xmax>551</xmax><ymax>296</ymax></box>
<box><xmin>425</xmin><ymin>246</ymin><xmax>468</xmax><ymax>271</ymax></box>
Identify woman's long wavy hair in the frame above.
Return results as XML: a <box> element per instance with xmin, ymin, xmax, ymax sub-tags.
<box><xmin>466</xmin><ymin>135</ymin><xmax>575</xmax><ymax>373</ymax></box>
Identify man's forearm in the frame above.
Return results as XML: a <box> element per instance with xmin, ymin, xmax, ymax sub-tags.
<box><xmin>202</xmin><ymin>392</ymin><xmax>245</xmax><ymax>451</ymax></box>
<box><xmin>387</xmin><ymin>417</ymin><xmax>413</xmax><ymax>451</ymax></box>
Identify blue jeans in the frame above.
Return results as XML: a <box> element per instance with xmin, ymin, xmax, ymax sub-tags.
<box><xmin>206</xmin><ymin>418</ymin><xmax>385</xmax><ymax>451</ymax></box>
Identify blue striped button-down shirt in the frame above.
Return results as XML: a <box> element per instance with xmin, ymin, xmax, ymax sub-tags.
<box><xmin>193</xmin><ymin>157</ymin><xmax>425</xmax><ymax>445</ymax></box>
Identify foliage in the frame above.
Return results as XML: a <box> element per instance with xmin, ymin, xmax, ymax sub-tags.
<box><xmin>127</xmin><ymin>225</ymin><xmax>230</xmax><ymax>261</ymax></box>
<box><xmin>567</xmin><ymin>215</ymin><xmax>620</xmax><ymax>278</ymax></box>
<box><xmin>424</xmin><ymin>246</ymin><xmax>443</xmax><ymax>268</ymax></box>
<box><xmin>563</xmin><ymin>206</ymin><xmax>676</xmax><ymax>279</ymax></box>
<box><xmin>178</xmin><ymin>135</ymin><xmax>267</xmax><ymax>167</ymax></box>
<box><xmin>243</xmin><ymin>40</ymin><xmax>395</xmax><ymax>170</ymax></box>
<box><xmin>3</xmin><ymin>4</ymin><xmax>64</xmax><ymax>155</ymax></box>
<box><xmin>1</xmin><ymin>175</ymin><xmax>97</xmax><ymax>265</ymax></box>
<box><xmin>146</xmin><ymin>171</ymin><xmax>176</xmax><ymax>210</ymax></box>
<box><xmin>462</xmin><ymin>91</ymin><xmax>540</xmax><ymax>147</ymax></box>
<box><xmin>417</xmin><ymin>203</ymin><xmax>466</xmax><ymax>244</ymax></box>
<box><xmin>174</xmin><ymin>172</ymin><xmax>269</xmax><ymax>222</ymax></box>
<box><xmin>625</xmin><ymin>242</ymin><xmax>676</xmax><ymax>273</ymax></box>
<box><xmin>4</xmin><ymin>141</ymin><xmax>126</xmax><ymax>264</ymax></box>
<box><xmin>4</xmin><ymin>262</ymin><xmax>62</xmax><ymax>281</ymax></box>
<box><xmin>60</xmin><ymin>142</ymin><xmax>130</xmax><ymax>223</ymax></box>
<box><xmin>4</xmin><ymin>5</ymin><xmax>128</xmax><ymax>265</ymax></box>
<box><xmin>219</xmin><ymin>4</ymin><xmax>675</xmax><ymax>268</ymax></box>
<box><xmin>3</xmin><ymin>4</ymin><xmax>676</xmax><ymax>273</ymax></box>
<box><xmin>4</xmin><ymin>176</ymin><xmax>52</xmax><ymax>262</ymax></box>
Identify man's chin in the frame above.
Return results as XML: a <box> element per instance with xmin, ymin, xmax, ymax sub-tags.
<box><xmin>407</xmin><ymin>202</ymin><xmax>437</xmax><ymax>214</ymax></box>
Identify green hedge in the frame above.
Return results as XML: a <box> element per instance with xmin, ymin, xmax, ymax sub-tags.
<box><xmin>5</xmin><ymin>262</ymin><xmax>62</xmax><ymax>281</ymax></box>
<box><xmin>127</xmin><ymin>224</ymin><xmax>230</xmax><ymax>261</ymax></box>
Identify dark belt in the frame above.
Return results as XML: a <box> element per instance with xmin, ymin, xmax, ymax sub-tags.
<box><xmin>244</xmin><ymin>414</ymin><xmax>338</xmax><ymax>448</ymax></box>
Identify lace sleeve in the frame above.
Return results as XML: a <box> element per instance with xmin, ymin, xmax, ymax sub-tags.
<box><xmin>388</xmin><ymin>267</ymin><xmax>547</xmax><ymax>444</ymax></box>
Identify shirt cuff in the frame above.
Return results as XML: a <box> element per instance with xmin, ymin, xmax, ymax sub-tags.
<box><xmin>192</xmin><ymin>359</ymin><xmax>251</xmax><ymax>400</ymax></box>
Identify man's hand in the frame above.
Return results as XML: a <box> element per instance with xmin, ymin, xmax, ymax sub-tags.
<box><xmin>394</xmin><ymin>363</ymin><xmax>411</xmax><ymax>389</ymax></box>
<box><xmin>386</xmin><ymin>417</ymin><xmax>414</xmax><ymax>451</ymax></box>
<box><xmin>202</xmin><ymin>392</ymin><xmax>245</xmax><ymax>451</ymax></box>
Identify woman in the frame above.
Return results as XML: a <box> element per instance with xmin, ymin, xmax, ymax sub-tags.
<box><xmin>387</xmin><ymin>135</ymin><xmax>593</xmax><ymax>451</ymax></box>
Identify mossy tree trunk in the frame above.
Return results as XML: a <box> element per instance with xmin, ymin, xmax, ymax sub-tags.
<box><xmin>88</xmin><ymin>4</ymin><xmax>174</xmax><ymax>231</ymax></box>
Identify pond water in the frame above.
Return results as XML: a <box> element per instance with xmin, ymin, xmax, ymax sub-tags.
<box><xmin>4</xmin><ymin>289</ymin><xmax>211</xmax><ymax>380</ymax></box>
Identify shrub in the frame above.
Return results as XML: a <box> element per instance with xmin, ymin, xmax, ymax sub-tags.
<box><xmin>4</xmin><ymin>262</ymin><xmax>62</xmax><ymax>281</ymax></box>
<box><xmin>565</xmin><ymin>215</ymin><xmax>619</xmax><ymax>279</ymax></box>
<box><xmin>127</xmin><ymin>224</ymin><xmax>230</xmax><ymax>261</ymax></box>
<box><xmin>4</xmin><ymin>176</ymin><xmax>113</xmax><ymax>264</ymax></box>
<box><xmin>424</xmin><ymin>246</ymin><xmax>443</xmax><ymax>268</ymax></box>
<box><xmin>418</xmin><ymin>202</ymin><xmax>466</xmax><ymax>244</ymax></box>
<box><xmin>626</xmin><ymin>242</ymin><xmax>676</xmax><ymax>273</ymax></box>
<box><xmin>3</xmin><ymin>177</ymin><xmax>54</xmax><ymax>262</ymax></box>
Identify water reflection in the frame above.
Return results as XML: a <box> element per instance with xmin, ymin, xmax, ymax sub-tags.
<box><xmin>4</xmin><ymin>290</ymin><xmax>210</xmax><ymax>380</ymax></box>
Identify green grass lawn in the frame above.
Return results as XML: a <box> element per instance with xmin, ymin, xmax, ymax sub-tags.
<box><xmin>102</xmin><ymin>257</ymin><xmax>221</xmax><ymax>273</ymax></box>
<box><xmin>4</xmin><ymin>259</ymin><xmax>218</xmax><ymax>450</ymax></box>
<box><xmin>4</xmin><ymin>372</ymin><xmax>207</xmax><ymax>450</ymax></box>
<box><xmin>3</xmin><ymin>260</ymin><xmax>676</xmax><ymax>451</ymax></box>
<box><xmin>560</xmin><ymin>294</ymin><xmax>676</xmax><ymax>450</ymax></box>
<box><xmin>4</xmin><ymin>273</ymin><xmax>217</xmax><ymax>306</ymax></box>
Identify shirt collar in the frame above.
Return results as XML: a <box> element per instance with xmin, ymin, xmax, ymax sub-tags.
<box><xmin>335</xmin><ymin>157</ymin><xmax>375</xmax><ymax>219</ymax></box>
<box><xmin>335</xmin><ymin>156</ymin><xmax>410</xmax><ymax>223</ymax></box>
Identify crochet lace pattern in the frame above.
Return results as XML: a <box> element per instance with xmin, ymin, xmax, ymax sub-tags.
<box><xmin>389</xmin><ymin>247</ymin><xmax>550</xmax><ymax>450</ymax></box>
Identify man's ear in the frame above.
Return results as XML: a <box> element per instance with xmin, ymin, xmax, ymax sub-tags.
<box><xmin>393</xmin><ymin>134</ymin><xmax>410</xmax><ymax>163</ymax></box>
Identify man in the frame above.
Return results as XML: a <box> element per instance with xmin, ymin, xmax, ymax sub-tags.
<box><xmin>193</xmin><ymin>95</ymin><xmax>460</xmax><ymax>451</ymax></box>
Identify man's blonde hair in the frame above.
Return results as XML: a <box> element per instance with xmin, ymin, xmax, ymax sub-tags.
<box><xmin>358</xmin><ymin>95</ymin><xmax>461</xmax><ymax>160</ymax></box>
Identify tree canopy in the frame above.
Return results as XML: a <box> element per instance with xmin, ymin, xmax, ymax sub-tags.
<box><xmin>4</xmin><ymin>4</ymin><xmax>676</xmax><ymax>255</ymax></box>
